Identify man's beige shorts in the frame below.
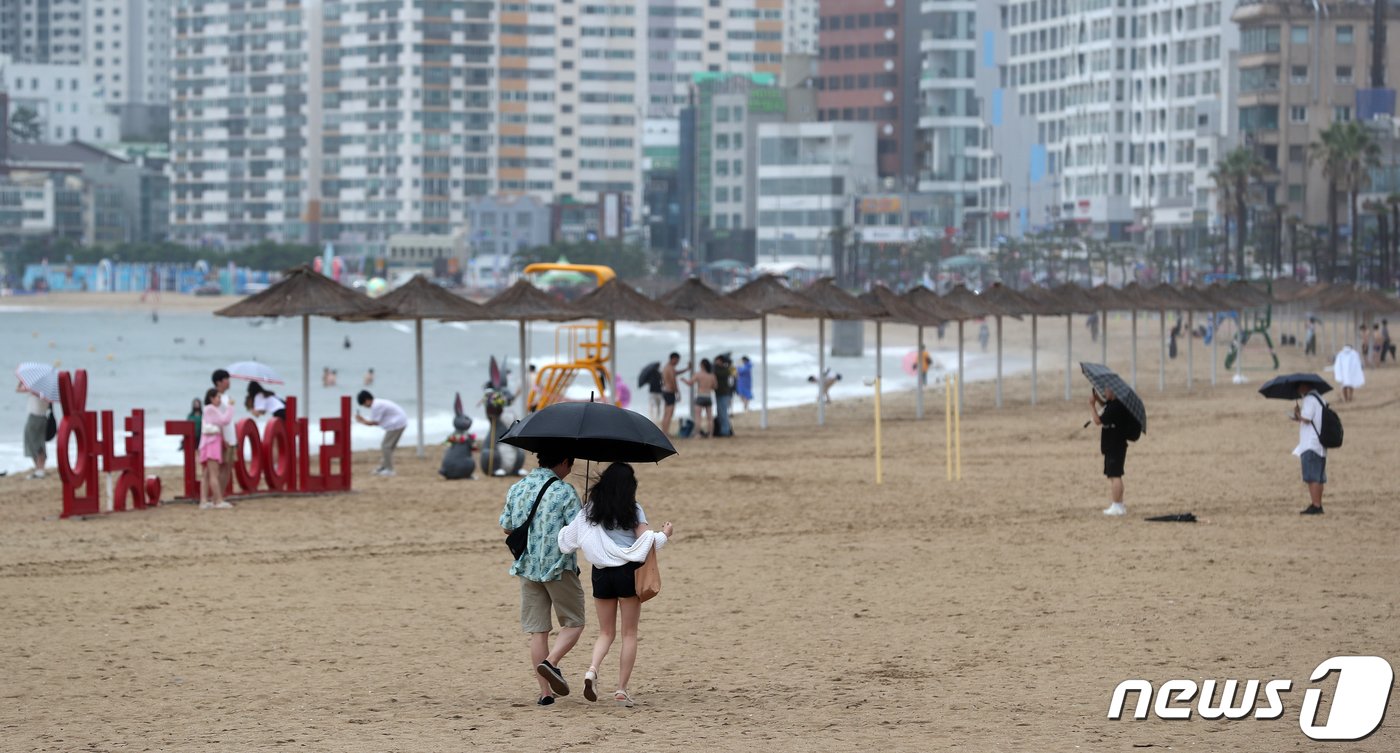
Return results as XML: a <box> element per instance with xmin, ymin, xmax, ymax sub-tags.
<box><xmin>519</xmin><ymin>570</ymin><xmax>585</xmax><ymax>634</ymax></box>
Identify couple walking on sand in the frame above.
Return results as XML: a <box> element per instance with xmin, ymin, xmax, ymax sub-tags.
<box><xmin>500</xmin><ymin>455</ymin><xmax>675</xmax><ymax>707</ymax></box>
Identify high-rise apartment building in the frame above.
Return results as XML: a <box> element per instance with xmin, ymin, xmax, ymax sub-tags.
<box><xmin>645</xmin><ymin>0</ymin><xmax>785</xmax><ymax>118</ymax></box>
<box><xmin>816</xmin><ymin>0</ymin><xmax>903</xmax><ymax>179</ymax></box>
<box><xmin>1234</xmin><ymin>0</ymin><xmax>1400</xmax><ymax>230</ymax></box>
<box><xmin>86</xmin><ymin>0</ymin><xmax>171</xmax><ymax>107</ymax></box>
<box><xmin>1</xmin><ymin>0</ymin><xmax>85</xmax><ymax>64</ymax></box>
<box><xmin>496</xmin><ymin>0</ymin><xmax>642</xmax><ymax>221</ymax></box>
<box><xmin>171</xmin><ymin>0</ymin><xmax>494</xmax><ymax>248</ymax></box>
<box><xmin>1002</xmin><ymin>0</ymin><xmax>1237</xmax><ymax>244</ymax></box>
<box><xmin>785</xmin><ymin>0</ymin><xmax>819</xmax><ymax>55</ymax></box>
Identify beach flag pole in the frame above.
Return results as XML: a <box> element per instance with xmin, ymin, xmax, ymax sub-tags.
<box><xmin>945</xmin><ymin>374</ymin><xmax>953</xmax><ymax>481</ymax></box>
<box><xmin>760</xmin><ymin>314</ymin><xmax>769</xmax><ymax>430</ymax></box>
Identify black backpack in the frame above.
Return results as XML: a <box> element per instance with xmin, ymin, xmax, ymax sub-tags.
<box><xmin>1122</xmin><ymin>414</ymin><xmax>1142</xmax><ymax>443</ymax></box>
<box><xmin>1308</xmin><ymin>394</ymin><xmax>1343</xmax><ymax>449</ymax></box>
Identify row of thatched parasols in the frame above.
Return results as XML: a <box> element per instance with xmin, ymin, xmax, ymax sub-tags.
<box><xmin>215</xmin><ymin>267</ymin><xmax>1397</xmax><ymax>455</ymax></box>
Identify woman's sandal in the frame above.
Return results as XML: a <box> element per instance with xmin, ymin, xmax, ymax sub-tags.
<box><xmin>537</xmin><ymin>694</ymin><xmax>555</xmax><ymax>706</ymax></box>
<box><xmin>584</xmin><ymin>667</ymin><xmax>598</xmax><ymax>702</ymax></box>
<box><xmin>615</xmin><ymin>689</ymin><xmax>634</xmax><ymax>708</ymax></box>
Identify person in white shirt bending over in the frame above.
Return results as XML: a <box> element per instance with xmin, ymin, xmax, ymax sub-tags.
<box><xmin>245</xmin><ymin>382</ymin><xmax>286</xmax><ymax>421</ymax></box>
<box><xmin>17</xmin><ymin>382</ymin><xmax>50</xmax><ymax>479</ymax></box>
<box><xmin>355</xmin><ymin>390</ymin><xmax>408</xmax><ymax>476</ymax></box>
<box><xmin>557</xmin><ymin>462</ymin><xmax>674</xmax><ymax>708</ymax></box>
<box><xmin>1292</xmin><ymin>383</ymin><xmax>1327</xmax><ymax>515</ymax></box>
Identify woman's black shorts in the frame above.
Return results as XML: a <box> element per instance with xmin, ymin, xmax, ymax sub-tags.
<box><xmin>591</xmin><ymin>561</ymin><xmax>641</xmax><ymax>600</ymax></box>
<box><xmin>1103</xmin><ymin>449</ymin><xmax>1126</xmax><ymax>478</ymax></box>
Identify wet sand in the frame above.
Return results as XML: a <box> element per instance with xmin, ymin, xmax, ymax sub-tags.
<box><xmin>2</xmin><ymin>315</ymin><xmax>1398</xmax><ymax>751</ymax></box>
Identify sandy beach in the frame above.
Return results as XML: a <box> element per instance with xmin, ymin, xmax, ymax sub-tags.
<box><xmin>3</xmin><ymin>305</ymin><xmax>1399</xmax><ymax>751</ymax></box>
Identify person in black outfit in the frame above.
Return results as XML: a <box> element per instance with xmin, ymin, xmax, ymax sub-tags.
<box><xmin>1090</xmin><ymin>387</ymin><xmax>1138</xmax><ymax>516</ymax></box>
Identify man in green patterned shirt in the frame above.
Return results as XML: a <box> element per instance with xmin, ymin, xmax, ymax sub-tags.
<box><xmin>499</xmin><ymin>452</ymin><xmax>585</xmax><ymax>705</ymax></box>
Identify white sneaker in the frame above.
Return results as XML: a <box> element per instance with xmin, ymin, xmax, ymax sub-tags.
<box><xmin>27</xmin><ymin>470</ymin><xmax>46</xmax><ymax>479</ymax></box>
<box><xmin>378</xmin><ymin>469</ymin><xmax>396</xmax><ymax>477</ymax></box>
<box><xmin>211</xmin><ymin>501</ymin><xmax>235</xmax><ymax>509</ymax></box>
<box><xmin>199</xmin><ymin>502</ymin><xmax>214</xmax><ymax>510</ymax></box>
<box><xmin>1103</xmin><ymin>502</ymin><xmax>1127</xmax><ymax>516</ymax></box>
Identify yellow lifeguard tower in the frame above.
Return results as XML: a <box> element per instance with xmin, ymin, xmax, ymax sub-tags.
<box><xmin>524</xmin><ymin>262</ymin><xmax>616</xmax><ymax>411</ymax></box>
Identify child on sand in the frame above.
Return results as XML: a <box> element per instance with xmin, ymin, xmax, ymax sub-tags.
<box><xmin>198</xmin><ymin>388</ymin><xmax>235</xmax><ymax>509</ymax></box>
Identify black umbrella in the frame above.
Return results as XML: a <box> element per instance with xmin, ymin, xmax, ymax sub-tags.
<box><xmin>499</xmin><ymin>401</ymin><xmax>678</xmax><ymax>463</ymax></box>
<box><xmin>1080</xmin><ymin>362</ymin><xmax>1147</xmax><ymax>434</ymax></box>
<box><xmin>1258</xmin><ymin>373</ymin><xmax>1333</xmax><ymax>400</ymax></box>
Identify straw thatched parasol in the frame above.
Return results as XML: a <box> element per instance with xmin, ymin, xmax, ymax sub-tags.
<box><xmin>339</xmin><ymin>275</ymin><xmax>491</xmax><ymax>458</ymax></box>
<box><xmin>573</xmin><ymin>280</ymin><xmax>680</xmax><ymax>404</ymax></box>
<box><xmin>1081</xmin><ymin>284</ymin><xmax>1141</xmax><ymax>371</ymax></box>
<box><xmin>657</xmin><ymin>279</ymin><xmax>758</xmax><ymax>429</ymax></box>
<box><xmin>1041</xmin><ymin>284</ymin><xmax>1103</xmax><ymax>401</ymax></box>
<box><xmin>976</xmin><ymin>283</ymin><xmax>1038</xmax><ymax>409</ymax></box>
<box><xmin>727</xmin><ymin>276</ymin><xmax>827</xmax><ymax>429</ymax></box>
<box><xmin>215</xmin><ymin>265</ymin><xmax>388</xmax><ymax>416</ymax></box>
<box><xmin>998</xmin><ymin>284</ymin><xmax>1063</xmax><ymax>406</ymax></box>
<box><xmin>938</xmin><ymin>284</ymin><xmax>1025</xmax><ymax>410</ymax></box>
<box><xmin>1118</xmin><ymin>282</ymin><xmax>1174</xmax><ymax>390</ymax></box>
<box><xmin>797</xmin><ymin>278</ymin><xmax>883</xmax><ymax>426</ymax></box>
<box><xmin>484</xmin><ymin>279</ymin><xmax>585</xmax><ymax>416</ymax></box>
<box><xmin>901</xmin><ymin>286</ymin><xmax>978</xmax><ymax>411</ymax></box>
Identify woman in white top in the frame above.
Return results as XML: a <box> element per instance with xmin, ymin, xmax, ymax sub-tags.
<box><xmin>557</xmin><ymin>462</ymin><xmax>674</xmax><ymax>708</ymax></box>
<box><xmin>245</xmin><ymin>382</ymin><xmax>287</xmax><ymax>420</ymax></box>
<box><xmin>17</xmin><ymin>382</ymin><xmax>50</xmax><ymax>479</ymax></box>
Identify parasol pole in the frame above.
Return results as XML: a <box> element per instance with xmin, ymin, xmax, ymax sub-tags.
<box><xmin>1030</xmin><ymin>314</ymin><xmax>1038</xmax><ymax>406</ymax></box>
<box><xmin>1101</xmin><ymin>309</ymin><xmax>1108</xmax><ymax>365</ymax></box>
<box><xmin>688</xmin><ymin>319</ymin><xmax>696</xmax><ymax>418</ymax></box>
<box><xmin>957</xmin><ymin>319</ymin><xmax>965</xmax><ymax>415</ymax></box>
<box><xmin>995</xmin><ymin>315</ymin><xmax>1003</xmax><ymax>409</ymax></box>
<box><xmin>760</xmin><ymin>314</ymin><xmax>769</xmax><ymax>430</ymax></box>
<box><xmin>915</xmin><ymin>326</ymin><xmax>925</xmax><ymax>420</ymax></box>
<box><xmin>1064</xmin><ymin>314</ymin><xmax>1072</xmax><ymax>401</ymax></box>
<box><xmin>1130</xmin><ymin>309</ymin><xmax>1138</xmax><ymax>389</ymax></box>
<box><xmin>415</xmin><ymin>317</ymin><xmax>425</xmax><ymax>458</ymax></box>
<box><xmin>1211</xmin><ymin>309</ymin><xmax>1219</xmax><ymax>386</ymax></box>
<box><xmin>610</xmin><ymin>319</ymin><xmax>619</xmax><ymax>405</ymax></box>
<box><xmin>519</xmin><ymin>319</ymin><xmax>529</xmax><ymax>414</ymax></box>
<box><xmin>302</xmin><ymin>315</ymin><xmax>310</xmax><ymax>418</ymax></box>
<box><xmin>1187</xmin><ymin>310</ymin><xmax>1194</xmax><ymax>391</ymax></box>
<box><xmin>817</xmin><ymin>318</ymin><xmax>826</xmax><ymax>426</ymax></box>
<box><xmin>1158</xmin><ymin>309</ymin><xmax>1166</xmax><ymax>392</ymax></box>
<box><xmin>875</xmin><ymin>320</ymin><xmax>882</xmax><ymax>383</ymax></box>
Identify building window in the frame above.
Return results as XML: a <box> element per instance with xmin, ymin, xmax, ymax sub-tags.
<box><xmin>1336</xmin><ymin>66</ymin><xmax>1353</xmax><ymax>84</ymax></box>
<box><xmin>1288</xmin><ymin>184</ymin><xmax>1305</xmax><ymax>203</ymax></box>
<box><xmin>1290</xmin><ymin>25</ymin><xmax>1309</xmax><ymax>44</ymax></box>
<box><xmin>1334</xmin><ymin>106</ymin><xmax>1352</xmax><ymax>122</ymax></box>
<box><xmin>1290</xmin><ymin>65</ymin><xmax>1308</xmax><ymax>84</ymax></box>
<box><xmin>1289</xmin><ymin>106</ymin><xmax>1307</xmax><ymax>124</ymax></box>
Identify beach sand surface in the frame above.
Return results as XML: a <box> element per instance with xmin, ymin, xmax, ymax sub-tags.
<box><xmin>2</xmin><ymin>317</ymin><xmax>1398</xmax><ymax>751</ymax></box>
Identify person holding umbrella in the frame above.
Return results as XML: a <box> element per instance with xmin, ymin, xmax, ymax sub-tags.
<box><xmin>1260</xmin><ymin>374</ymin><xmax>1335</xmax><ymax>515</ymax></box>
<box><xmin>1082</xmin><ymin>363</ymin><xmax>1145</xmax><ymax>517</ymax></box>
<box><xmin>499</xmin><ymin>452</ymin><xmax>586</xmax><ymax>706</ymax></box>
<box><xmin>15</xmin><ymin>363</ymin><xmax>57</xmax><ymax>479</ymax></box>
<box><xmin>499</xmin><ymin>399</ymin><xmax>680</xmax><ymax>707</ymax></box>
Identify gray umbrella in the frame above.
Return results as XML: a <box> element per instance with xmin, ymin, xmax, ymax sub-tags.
<box><xmin>1080</xmin><ymin>362</ymin><xmax>1147</xmax><ymax>434</ymax></box>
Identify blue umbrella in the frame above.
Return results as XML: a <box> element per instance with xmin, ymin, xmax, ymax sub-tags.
<box><xmin>1258</xmin><ymin>373</ymin><xmax>1332</xmax><ymax>400</ymax></box>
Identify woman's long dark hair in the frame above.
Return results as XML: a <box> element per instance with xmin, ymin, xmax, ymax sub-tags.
<box><xmin>587</xmin><ymin>462</ymin><xmax>639</xmax><ymax>532</ymax></box>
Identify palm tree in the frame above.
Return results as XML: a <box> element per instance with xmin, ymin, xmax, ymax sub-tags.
<box><xmin>1313</xmin><ymin>121</ymin><xmax>1382</xmax><ymax>282</ymax></box>
<box><xmin>1210</xmin><ymin>147</ymin><xmax>1265</xmax><ymax>278</ymax></box>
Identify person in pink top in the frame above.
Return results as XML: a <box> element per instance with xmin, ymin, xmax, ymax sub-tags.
<box><xmin>198</xmin><ymin>387</ymin><xmax>235</xmax><ymax>509</ymax></box>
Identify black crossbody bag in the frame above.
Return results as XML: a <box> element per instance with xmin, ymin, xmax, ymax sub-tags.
<box><xmin>506</xmin><ymin>477</ymin><xmax>559</xmax><ymax>560</ymax></box>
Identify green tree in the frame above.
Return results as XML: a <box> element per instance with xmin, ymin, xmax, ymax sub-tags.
<box><xmin>1313</xmin><ymin>121</ymin><xmax>1382</xmax><ymax>282</ymax></box>
<box><xmin>8</xmin><ymin>106</ymin><xmax>43</xmax><ymax>143</ymax></box>
<box><xmin>1210</xmin><ymin>147</ymin><xmax>1265</xmax><ymax>278</ymax></box>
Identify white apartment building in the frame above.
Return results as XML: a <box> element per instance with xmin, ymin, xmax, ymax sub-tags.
<box><xmin>86</xmin><ymin>0</ymin><xmax>171</xmax><ymax>107</ymax></box>
<box><xmin>645</xmin><ymin>0</ymin><xmax>785</xmax><ymax>118</ymax></box>
<box><xmin>785</xmin><ymin>0</ymin><xmax>819</xmax><ymax>55</ymax></box>
<box><xmin>497</xmin><ymin>0</ymin><xmax>643</xmax><ymax>219</ymax></box>
<box><xmin>1003</xmin><ymin>0</ymin><xmax>1235</xmax><ymax>242</ymax></box>
<box><xmin>171</xmin><ymin>0</ymin><xmax>495</xmax><ymax>249</ymax></box>
<box><xmin>756</xmin><ymin>121</ymin><xmax>877</xmax><ymax>268</ymax></box>
<box><xmin>0</xmin><ymin>0</ymin><xmax>85</xmax><ymax>64</ymax></box>
<box><xmin>2</xmin><ymin>56</ymin><xmax>122</xmax><ymax>142</ymax></box>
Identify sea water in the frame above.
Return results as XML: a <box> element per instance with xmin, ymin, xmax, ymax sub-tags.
<box><xmin>0</xmin><ymin>304</ymin><xmax>1022</xmax><ymax>473</ymax></box>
